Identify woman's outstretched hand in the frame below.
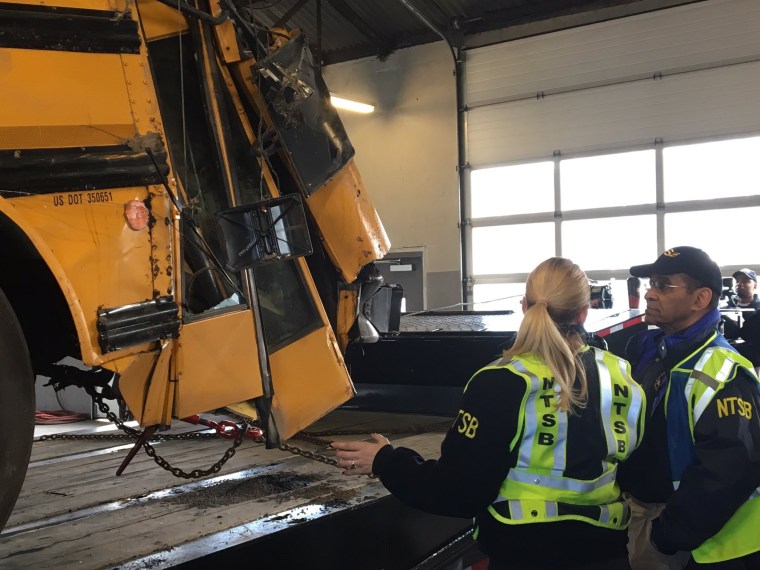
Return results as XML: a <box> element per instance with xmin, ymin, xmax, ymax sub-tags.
<box><xmin>331</xmin><ymin>433</ymin><xmax>390</xmax><ymax>476</ymax></box>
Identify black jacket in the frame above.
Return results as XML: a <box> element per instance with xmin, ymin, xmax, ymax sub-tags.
<box><xmin>618</xmin><ymin>324</ymin><xmax>760</xmax><ymax>554</ymax></box>
<box><xmin>372</xmin><ymin>349</ymin><xmax>635</xmax><ymax>567</ymax></box>
<box><xmin>722</xmin><ymin>293</ymin><xmax>760</xmax><ymax>338</ymax></box>
<box><xmin>721</xmin><ymin>298</ymin><xmax>760</xmax><ymax>365</ymax></box>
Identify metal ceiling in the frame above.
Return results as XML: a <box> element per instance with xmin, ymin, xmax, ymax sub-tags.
<box><xmin>244</xmin><ymin>0</ymin><xmax>705</xmax><ymax>64</ymax></box>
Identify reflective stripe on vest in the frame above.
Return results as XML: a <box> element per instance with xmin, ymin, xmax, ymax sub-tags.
<box><xmin>511</xmin><ymin>359</ymin><xmax>568</xmax><ymax>473</ymax></box>
<box><xmin>488</xmin><ymin>350</ymin><xmax>642</xmax><ymax>531</ymax></box>
<box><xmin>683</xmin><ymin>347</ymin><xmax>756</xmax><ymax>431</ymax></box>
<box><xmin>693</xmin><ymin>493</ymin><xmax>760</xmax><ymax>563</ymax></box>
<box><xmin>672</xmin><ymin>343</ymin><xmax>760</xmax><ymax>563</ymax></box>
<box><xmin>506</xmin><ymin>466</ymin><xmax>617</xmax><ymax>494</ymax></box>
<box><xmin>488</xmin><ymin>496</ymin><xmax>631</xmax><ymax>529</ymax></box>
<box><xmin>597</xmin><ymin>349</ymin><xmax>644</xmax><ymax>462</ymax></box>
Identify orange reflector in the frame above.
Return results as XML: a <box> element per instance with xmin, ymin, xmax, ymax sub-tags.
<box><xmin>124</xmin><ymin>200</ymin><xmax>150</xmax><ymax>231</ymax></box>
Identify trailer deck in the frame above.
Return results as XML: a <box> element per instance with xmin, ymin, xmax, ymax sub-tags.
<box><xmin>347</xmin><ymin>308</ymin><xmax>646</xmax><ymax>415</ymax></box>
<box><xmin>0</xmin><ymin>410</ymin><xmax>471</xmax><ymax>569</ymax></box>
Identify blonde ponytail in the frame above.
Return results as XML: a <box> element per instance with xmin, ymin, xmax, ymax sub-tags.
<box><xmin>505</xmin><ymin>257</ymin><xmax>590</xmax><ymax>412</ymax></box>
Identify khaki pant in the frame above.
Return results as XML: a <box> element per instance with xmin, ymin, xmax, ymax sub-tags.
<box><xmin>626</xmin><ymin>496</ymin><xmax>691</xmax><ymax>570</ymax></box>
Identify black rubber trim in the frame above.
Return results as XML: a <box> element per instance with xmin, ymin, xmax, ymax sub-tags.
<box><xmin>97</xmin><ymin>296</ymin><xmax>180</xmax><ymax>353</ymax></box>
<box><xmin>0</xmin><ymin>2</ymin><xmax>140</xmax><ymax>54</ymax></box>
<box><xmin>0</xmin><ymin>144</ymin><xmax>170</xmax><ymax>195</ymax></box>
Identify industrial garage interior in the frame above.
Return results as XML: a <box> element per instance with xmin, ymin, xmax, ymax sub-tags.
<box><xmin>1</xmin><ymin>0</ymin><xmax>759</xmax><ymax>568</ymax></box>
<box><xmin>322</xmin><ymin>0</ymin><xmax>760</xmax><ymax>312</ymax></box>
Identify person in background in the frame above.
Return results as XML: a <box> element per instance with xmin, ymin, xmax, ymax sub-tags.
<box><xmin>721</xmin><ymin>268</ymin><xmax>759</xmax><ymax>337</ymax></box>
<box><xmin>721</xmin><ymin>269</ymin><xmax>760</xmax><ymax>366</ymax></box>
<box><xmin>618</xmin><ymin>247</ymin><xmax>760</xmax><ymax>569</ymax></box>
<box><xmin>333</xmin><ymin>257</ymin><xmax>645</xmax><ymax>570</ymax></box>
<box><xmin>724</xmin><ymin>268</ymin><xmax>760</xmax><ymax>311</ymax></box>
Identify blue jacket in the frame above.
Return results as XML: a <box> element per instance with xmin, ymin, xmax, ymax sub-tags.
<box><xmin>619</xmin><ymin>309</ymin><xmax>760</xmax><ymax>556</ymax></box>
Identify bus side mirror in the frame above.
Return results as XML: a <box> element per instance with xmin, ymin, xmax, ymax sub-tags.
<box><xmin>216</xmin><ymin>194</ymin><xmax>313</xmax><ymax>272</ymax></box>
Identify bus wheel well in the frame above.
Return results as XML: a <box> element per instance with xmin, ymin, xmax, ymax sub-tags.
<box><xmin>0</xmin><ymin>212</ymin><xmax>79</xmax><ymax>372</ymax></box>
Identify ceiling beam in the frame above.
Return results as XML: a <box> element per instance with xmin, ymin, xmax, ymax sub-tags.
<box><xmin>462</xmin><ymin>0</ymin><xmax>705</xmax><ymax>49</ymax></box>
<box><xmin>321</xmin><ymin>29</ymin><xmax>440</xmax><ymax>65</ymax></box>
<box><xmin>274</xmin><ymin>0</ymin><xmax>309</xmax><ymax>28</ymax></box>
<box><xmin>457</xmin><ymin>0</ymin><xmax>612</xmax><ymax>33</ymax></box>
<box><xmin>325</xmin><ymin>0</ymin><xmax>387</xmax><ymax>48</ymax></box>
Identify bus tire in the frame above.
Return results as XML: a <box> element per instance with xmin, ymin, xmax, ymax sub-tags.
<box><xmin>0</xmin><ymin>287</ymin><xmax>34</xmax><ymax>531</ymax></box>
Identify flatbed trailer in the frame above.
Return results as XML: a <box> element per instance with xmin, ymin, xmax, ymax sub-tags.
<box><xmin>0</xmin><ymin>309</ymin><xmax>644</xmax><ymax>569</ymax></box>
<box><xmin>0</xmin><ymin>410</ymin><xmax>478</xmax><ymax>570</ymax></box>
<box><xmin>347</xmin><ymin>308</ymin><xmax>646</xmax><ymax>415</ymax></box>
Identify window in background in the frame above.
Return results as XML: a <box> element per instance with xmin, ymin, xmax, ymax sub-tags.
<box><xmin>473</xmin><ymin>283</ymin><xmax>525</xmax><ymax>312</ymax></box>
<box><xmin>467</xmin><ymin>135</ymin><xmax>760</xmax><ymax>308</ymax></box>
<box><xmin>471</xmin><ymin>161</ymin><xmax>554</xmax><ymax>218</ymax></box>
<box><xmin>562</xmin><ymin>215</ymin><xmax>657</xmax><ymax>271</ymax></box>
<box><xmin>561</xmin><ymin>150</ymin><xmax>656</xmax><ymax>210</ymax></box>
<box><xmin>664</xmin><ymin>137</ymin><xmax>760</xmax><ymax>202</ymax></box>
<box><xmin>665</xmin><ymin>207</ymin><xmax>760</xmax><ymax>266</ymax></box>
<box><xmin>471</xmin><ymin>223</ymin><xmax>556</xmax><ymax>275</ymax></box>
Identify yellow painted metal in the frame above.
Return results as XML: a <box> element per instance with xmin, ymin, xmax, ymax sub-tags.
<box><xmin>117</xmin><ymin>349</ymin><xmax>160</xmax><ymax>425</ymax></box>
<box><xmin>114</xmin><ymin>352</ymin><xmax>158</xmax><ymax>425</ymax></box>
<box><xmin>224</xmin><ymin>317</ymin><xmax>356</xmax><ymax>436</ymax></box>
<box><xmin>137</xmin><ymin>0</ymin><xmax>189</xmax><ymax>41</ymax></box>
<box><xmin>165</xmin><ymin>33</ymin><xmax>362</xmax><ymax>434</ymax></box>
<box><xmin>114</xmin><ymin>352</ymin><xmax>157</xmax><ymax>408</ymax></box>
<box><xmin>173</xmin><ymin>310</ymin><xmax>264</xmax><ymax>418</ymax></box>
<box><xmin>0</xmin><ymin>192</ymin><xmax>162</xmax><ymax>365</ymax></box>
<box><xmin>117</xmin><ymin>342</ymin><xmax>175</xmax><ymax>427</ymax></box>
<box><xmin>8</xmin><ymin>187</ymin><xmax>172</xmax><ymax>361</ymax></box>
<box><xmin>0</xmin><ymin>49</ymin><xmax>135</xmax><ymax>150</ymax></box>
<box><xmin>0</xmin><ymin>125</ymin><xmax>133</xmax><ymax>151</ymax></box>
<box><xmin>163</xmin><ymin>343</ymin><xmax>178</xmax><ymax>426</ymax></box>
<box><xmin>305</xmin><ymin>160</ymin><xmax>390</xmax><ymax>283</ymax></box>
<box><xmin>229</xmin><ymin>60</ymin><xmax>390</xmax><ymax>284</ymax></box>
<box><xmin>141</xmin><ymin>342</ymin><xmax>173</xmax><ymax>426</ymax></box>
<box><xmin>337</xmin><ymin>289</ymin><xmax>359</xmax><ymax>352</ymax></box>
<box><xmin>0</xmin><ymin>4</ymin><xmax>177</xmax><ymax>368</ymax></box>
<box><xmin>267</xmin><ymin>325</ymin><xmax>354</xmax><ymax>440</ymax></box>
<box><xmin>202</xmin><ymin>33</ymin><xmax>359</xmax><ymax>436</ymax></box>
<box><xmin>145</xmin><ymin>184</ymin><xmax>176</xmax><ymax>299</ymax></box>
<box><xmin>209</xmin><ymin>1</ymin><xmax>241</xmax><ymax>64</ymax></box>
<box><xmin>2</xmin><ymin>0</ymin><xmax>373</xmax><ymax>438</ymax></box>
<box><xmin>0</xmin><ymin>199</ymin><xmax>90</xmax><ymax>358</ymax></box>
<box><xmin>7</xmin><ymin>0</ymin><xmax>128</xmax><ymax>10</ymax></box>
<box><xmin>227</xmin><ymin>254</ymin><xmax>355</xmax><ymax>439</ymax></box>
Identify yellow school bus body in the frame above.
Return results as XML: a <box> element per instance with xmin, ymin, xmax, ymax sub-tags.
<box><xmin>0</xmin><ymin>0</ymin><xmax>388</xmax><ymax>440</ymax></box>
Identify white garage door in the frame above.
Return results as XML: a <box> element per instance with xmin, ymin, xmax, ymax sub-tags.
<box><xmin>463</xmin><ymin>0</ymin><xmax>760</xmax><ymax>309</ymax></box>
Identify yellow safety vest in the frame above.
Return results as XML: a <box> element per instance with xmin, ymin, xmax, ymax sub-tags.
<box><xmin>672</xmin><ymin>344</ymin><xmax>760</xmax><ymax>563</ymax></box>
<box><xmin>485</xmin><ymin>348</ymin><xmax>644</xmax><ymax>531</ymax></box>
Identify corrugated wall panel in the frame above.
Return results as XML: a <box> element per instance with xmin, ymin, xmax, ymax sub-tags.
<box><xmin>466</xmin><ymin>0</ymin><xmax>760</xmax><ymax>106</ymax></box>
<box><xmin>465</xmin><ymin>0</ymin><xmax>760</xmax><ymax>166</ymax></box>
<box><xmin>467</xmin><ymin>60</ymin><xmax>760</xmax><ymax>166</ymax></box>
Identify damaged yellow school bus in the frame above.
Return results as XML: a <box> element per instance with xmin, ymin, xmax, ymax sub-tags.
<box><xmin>0</xmin><ymin>0</ymin><xmax>389</xmax><ymax>529</ymax></box>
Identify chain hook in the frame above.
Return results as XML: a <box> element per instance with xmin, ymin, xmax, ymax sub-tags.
<box><xmin>214</xmin><ymin>420</ymin><xmax>240</xmax><ymax>439</ymax></box>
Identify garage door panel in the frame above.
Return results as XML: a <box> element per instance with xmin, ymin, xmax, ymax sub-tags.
<box><xmin>468</xmin><ymin>60</ymin><xmax>760</xmax><ymax>166</ymax></box>
<box><xmin>466</xmin><ymin>0</ymin><xmax>760</xmax><ymax>107</ymax></box>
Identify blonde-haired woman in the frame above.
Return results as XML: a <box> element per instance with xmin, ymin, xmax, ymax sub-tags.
<box><xmin>333</xmin><ymin>258</ymin><xmax>645</xmax><ymax>569</ymax></box>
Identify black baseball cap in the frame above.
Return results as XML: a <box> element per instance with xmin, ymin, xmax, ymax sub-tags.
<box><xmin>733</xmin><ymin>268</ymin><xmax>757</xmax><ymax>283</ymax></box>
<box><xmin>630</xmin><ymin>246</ymin><xmax>723</xmax><ymax>296</ymax></box>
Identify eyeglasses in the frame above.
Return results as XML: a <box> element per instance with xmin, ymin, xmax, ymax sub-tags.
<box><xmin>645</xmin><ymin>279</ymin><xmax>682</xmax><ymax>293</ymax></box>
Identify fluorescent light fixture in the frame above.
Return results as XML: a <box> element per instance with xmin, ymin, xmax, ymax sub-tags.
<box><xmin>330</xmin><ymin>95</ymin><xmax>374</xmax><ymax>114</ymax></box>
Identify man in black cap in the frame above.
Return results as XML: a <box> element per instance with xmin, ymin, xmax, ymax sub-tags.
<box><xmin>721</xmin><ymin>269</ymin><xmax>760</xmax><ymax>363</ymax></box>
<box><xmin>618</xmin><ymin>246</ymin><xmax>760</xmax><ymax>569</ymax></box>
<box><xmin>725</xmin><ymin>268</ymin><xmax>760</xmax><ymax>311</ymax></box>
